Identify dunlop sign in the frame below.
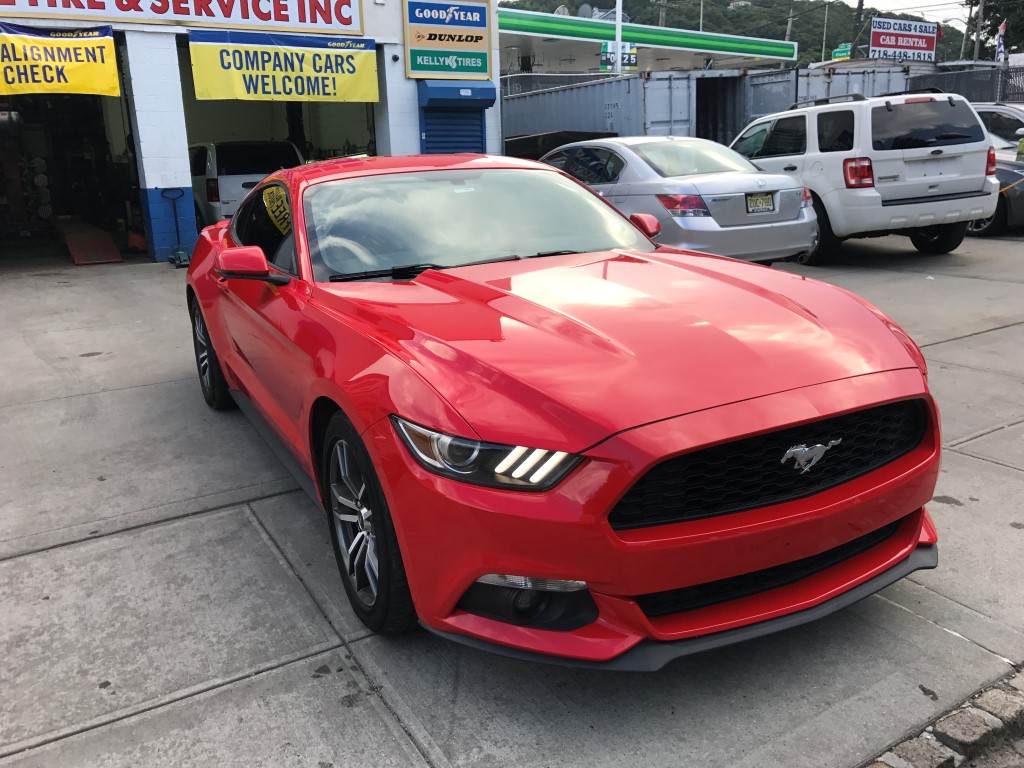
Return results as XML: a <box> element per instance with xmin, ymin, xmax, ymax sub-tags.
<box><xmin>0</xmin><ymin>22</ymin><xmax>119</xmax><ymax>96</ymax></box>
<box><xmin>404</xmin><ymin>0</ymin><xmax>490</xmax><ymax>79</ymax></box>
<box><xmin>189</xmin><ymin>29</ymin><xmax>377</xmax><ymax>102</ymax></box>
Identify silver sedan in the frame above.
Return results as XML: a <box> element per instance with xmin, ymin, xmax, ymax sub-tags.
<box><xmin>540</xmin><ymin>137</ymin><xmax>819</xmax><ymax>263</ymax></box>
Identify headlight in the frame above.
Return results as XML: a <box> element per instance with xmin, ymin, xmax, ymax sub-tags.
<box><xmin>391</xmin><ymin>416</ymin><xmax>581</xmax><ymax>491</ymax></box>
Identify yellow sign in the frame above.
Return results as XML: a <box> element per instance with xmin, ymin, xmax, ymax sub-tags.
<box><xmin>188</xmin><ymin>30</ymin><xmax>377</xmax><ymax>102</ymax></box>
<box><xmin>263</xmin><ymin>186</ymin><xmax>292</xmax><ymax>236</ymax></box>
<box><xmin>0</xmin><ymin>23</ymin><xmax>119</xmax><ymax>97</ymax></box>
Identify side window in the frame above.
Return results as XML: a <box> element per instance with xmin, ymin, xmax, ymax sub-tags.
<box><xmin>543</xmin><ymin>150</ymin><xmax>570</xmax><ymax>170</ymax></box>
<box><xmin>732</xmin><ymin>122</ymin><xmax>771</xmax><ymax>158</ymax></box>
<box><xmin>563</xmin><ymin>147</ymin><xmax>625</xmax><ymax>184</ymax></box>
<box><xmin>981</xmin><ymin>111</ymin><xmax>1024</xmax><ymax>142</ymax></box>
<box><xmin>190</xmin><ymin>147</ymin><xmax>207</xmax><ymax>177</ymax></box>
<box><xmin>817</xmin><ymin>110</ymin><xmax>855</xmax><ymax>153</ymax></box>
<box><xmin>761</xmin><ymin>116</ymin><xmax>807</xmax><ymax>157</ymax></box>
<box><xmin>233</xmin><ymin>185</ymin><xmax>296</xmax><ymax>275</ymax></box>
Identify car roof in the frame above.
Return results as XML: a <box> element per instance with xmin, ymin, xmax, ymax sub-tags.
<box><xmin>545</xmin><ymin>136</ymin><xmax>717</xmax><ymax>153</ymax></box>
<box><xmin>270</xmin><ymin>154</ymin><xmax>550</xmax><ymax>186</ymax></box>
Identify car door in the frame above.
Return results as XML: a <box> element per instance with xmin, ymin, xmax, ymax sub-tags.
<box><xmin>561</xmin><ymin>146</ymin><xmax>631</xmax><ymax>203</ymax></box>
<box><xmin>749</xmin><ymin>115</ymin><xmax>807</xmax><ymax>177</ymax></box>
<box><xmin>217</xmin><ymin>183</ymin><xmax>313</xmax><ymax>456</ymax></box>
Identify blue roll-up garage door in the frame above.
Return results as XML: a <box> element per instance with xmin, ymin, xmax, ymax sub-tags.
<box><xmin>422</xmin><ymin>109</ymin><xmax>485</xmax><ymax>154</ymax></box>
<box><xmin>417</xmin><ymin>80</ymin><xmax>497</xmax><ymax>155</ymax></box>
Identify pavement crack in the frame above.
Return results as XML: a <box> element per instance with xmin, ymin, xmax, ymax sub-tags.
<box><xmin>0</xmin><ymin>376</ymin><xmax>197</xmax><ymax>411</ymax></box>
<box><xmin>0</xmin><ymin>642</ymin><xmax>343</xmax><ymax>762</ymax></box>
<box><xmin>244</xmin><ymin>503</ymin><xmax>445</xmax><ymax>768</ymax></box>
<box><xmin>0</xmin><ymin>485</ymin><xmax>296</xmax><ymax>564</ymax></box>
<box><xmin>876</xmin><ymin>593</ymin><xmax>1015</xmax><ymax>666</ymax></box>
<box><xmin>947</xmin><ymin>448</ymin><xmax>1024</xmax><ymax>474</ymax></box>
<box><xmin>947</xmin><ymin>417</ymin><xmax>1024</xmax><ymax>448</ymax></box>
<box><xmin>919</xmin><ymin>320</ymin><xmax>1024</xmax><ymax>349</ymax></box>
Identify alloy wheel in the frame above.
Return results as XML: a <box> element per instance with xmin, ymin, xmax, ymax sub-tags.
<box><xmin>192</xmin><ymin>307</ymin><xmax>212</xmax><ymax>395</ymax></box>
<box><xmin>329</xmin><ymin>440</ymin><xmax>380</xmax><ymax>608</ymax></box>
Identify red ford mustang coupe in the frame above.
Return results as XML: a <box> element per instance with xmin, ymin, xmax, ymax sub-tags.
<box><xmin>186</xmin><ymin>154</ymin><xmax>940</xmax><ymax>670</ymax></box>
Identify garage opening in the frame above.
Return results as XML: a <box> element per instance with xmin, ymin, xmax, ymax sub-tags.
<box><xmin>1</xmin><ymin>31</ymin><xmax>144</xmax><ymax>271</ymax></box>
<box><xmin>177</xmin><ymin>36</ymin><xmax>377</xmax><ymax>230</ymax></box>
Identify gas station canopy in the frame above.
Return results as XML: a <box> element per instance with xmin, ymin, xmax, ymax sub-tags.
<box><xmin>497</xmin><ymin>8</ymin><xmax>798</xmax><ymax>73</ymax></box>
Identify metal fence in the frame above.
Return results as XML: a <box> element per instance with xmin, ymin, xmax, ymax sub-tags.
<box><xmin>907</xmin><ymin>66</ymin><xmax>1024</xmax><ymax>102</ymax></box>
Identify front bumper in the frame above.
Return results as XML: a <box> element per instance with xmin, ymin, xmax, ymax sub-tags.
<box><xmin>423</xmin><ymin>544</ymin><xmax>937</xmax><ymax>671</ymax></box>
<box><xmin>364</xmin><ymin>368</ymin><xmax>940</xmax><ymax>667</ymax></box>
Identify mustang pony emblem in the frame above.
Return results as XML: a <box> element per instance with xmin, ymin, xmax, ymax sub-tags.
<box><xmin>781</xmin><ymin>439</ymin><xmax>842</xmax><ymax>474</ymax></box>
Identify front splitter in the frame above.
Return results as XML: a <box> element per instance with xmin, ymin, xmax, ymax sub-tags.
<box><xmin>421</xmin><ymin>545</ymin><xmax>938</xmax><ymax>672</ymax></box>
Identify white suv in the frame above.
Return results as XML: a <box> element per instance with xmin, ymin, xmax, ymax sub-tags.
<box><xmin>190</xmin><ymin>141</ymin><xmax>303</xmax><ymax>231</ymax></box>
<box><xmin>730</xmin><ymin>92</ymin><xmax>999</xmax><ymax>264</ymax></box>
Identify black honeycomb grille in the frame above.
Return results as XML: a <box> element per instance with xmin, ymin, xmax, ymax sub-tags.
<box><xmin>608</xmin><ymin>400</ymin><xmax>928</xmax><ymax>531</ymax></box>
<box><xmin>635</xmin><ymin>519</ymin><xmax>902</xmax><ymax>618</ymax></box>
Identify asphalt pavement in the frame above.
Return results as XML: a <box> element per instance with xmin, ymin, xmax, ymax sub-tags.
<box><xmin>1</xmin><ymin>232</ymin><xmax>1022</xmax><ymax>768</ymax></box>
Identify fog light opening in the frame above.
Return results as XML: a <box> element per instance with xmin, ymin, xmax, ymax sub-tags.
<box><xmin>456</xmin><ymin>574</ymin><xmax>599</xmax><ymax>631</ymax></box>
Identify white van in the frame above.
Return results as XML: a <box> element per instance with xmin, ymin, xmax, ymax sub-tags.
<box><xmin>730</xmin><ymin>92</ymin><xmax>999</xmax><ymax>263</ymax></box>
<box><xmin>190</xmin><ymin>141</ymin><xmax>303</xmax><ymax>231</ymax></box>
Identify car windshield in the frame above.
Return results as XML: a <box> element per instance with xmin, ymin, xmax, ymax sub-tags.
<box><xmin>217</xmin><ymin>143</ymin><xmax>301</xmax><ymax>175</ymax></box>
<box><xmin>632</xmin><ymin>141</ymin><xmax>757</xmax><ymax>177</ymax></box>
<box><xmin>303</xmin><ymin>167</ymin><xmax>655</xmax><ymax>282</ymax></box>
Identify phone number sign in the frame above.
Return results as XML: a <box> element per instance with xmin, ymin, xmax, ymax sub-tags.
<box><xmin>869</xmin><ymin>17</ymin><xmax>937</xmax><ymax>62</ymax></box>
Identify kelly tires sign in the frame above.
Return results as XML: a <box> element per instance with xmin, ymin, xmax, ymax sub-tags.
<box><xmin>0</xmin><ymin>0</ymin><xmax>363</xmax><ymax>36</ymax></box>
<box><xmin>0</xmin><ymin>22</ymin><xmax>119</xmax><ymax>96</ymax></box>
<box><xmin>404</xmin><ymin>0</ymin><xmax>491</xmax><ymax>79</ymax></box>
<box><xmin>189</xmin><ymin>29</ymin><xmax>377</xmax><ymax>101</ymax></box>
<box><xmin>869</xmin><ymin>17</ymin><xmax>937</xmax><ymax>62</ymax></box>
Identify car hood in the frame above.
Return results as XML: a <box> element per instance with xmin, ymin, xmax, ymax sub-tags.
<box><xmin>315</xmin><ymin>250</ymin><xmax>918</xmax><ymax>452</ymax></box>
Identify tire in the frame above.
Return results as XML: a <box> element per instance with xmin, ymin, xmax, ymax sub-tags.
<box><xmin>966</xmin><ymin>197</ymin><xmax>1007</xmax><ymax>238</ymax></box>
<box><xmin>798</xmin><ymin>197</ymin><xmax>840</xmax><ymax>266</ymax></box>
<box><xmin>190</xmin><ymin>301</ymin><xmax>235</xmax><ymax>410</ymax></box>
<box><xmin>910</xmin><ymin>222</ymin><xmax>968</xmax><ymax>254</ymax></box>
<box><xmin>322</xmin><ymin>412</ymin><xmax>416</xmax><ymax>635</ymax></box>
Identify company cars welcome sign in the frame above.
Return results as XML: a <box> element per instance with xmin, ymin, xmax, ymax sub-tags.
<box><xmin>0</xmin><ymin>23</ymin><xmax>119</xmax><ymax>96</ymax></box>
<box><xmin>189</xmin><ymin>29</ymin><xmax>377</xmax><ymax>101</ymax></box>
<box><xmin>404</xmin><ymin>0</ymin><xmax>491</xmax><ymax>79</ymax></box>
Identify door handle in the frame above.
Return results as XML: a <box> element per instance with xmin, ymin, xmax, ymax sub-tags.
<box><xmin>242</xmin><ymin>181</ymin><xmax>257</xmax><ymax>189</ymax></box>
<box><xmin>783</xmin><ymin>164</ymin><xmax>798</xmax><ymax>172</ymax></box>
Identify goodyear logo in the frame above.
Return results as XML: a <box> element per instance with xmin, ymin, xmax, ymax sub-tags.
<box><xmin>407</xmin><ymin>1</ymin><xmax>487</xmax><ymax>28</ymax></box>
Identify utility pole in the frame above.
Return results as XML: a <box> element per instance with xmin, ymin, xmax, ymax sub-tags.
<box><xmin>960</xmin><ymin>5</ymin><xmax>974</xmax><ymax>60</ymax></box>
<box><xmin>851</xmin><ymin>0</ymin><xmax>864</xmax><ymax>58</ymax></box>
<box><xmin>656</xmin><ymin>0</ymin><xmax>666</xmax><ymax>28</ymax></box>
<box><xmin>973</xmin><ymin>0</ymin><xmax>985</xmax><ymax>60</ymax></box>
<box><xmin>614</xmin><ymin>0</ymin><xmax>623</xmax><ymax>73</ymax></box>
<box><xmin>821</xmin><ymin>1</ymin><xmax>829</xmax><ymax>62</ymax></box>
<box><xmin>785</xmin><ymin>7</ymin><xmax>795</xmax><ymax>41</ymax></box>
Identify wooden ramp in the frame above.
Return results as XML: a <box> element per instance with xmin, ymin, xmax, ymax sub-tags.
<box><xmin>54</xmin><ymin>220</ymin><xmax>123</xmax><ymax>266</ymax></box>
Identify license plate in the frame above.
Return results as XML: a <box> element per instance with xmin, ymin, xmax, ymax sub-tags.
<box><xmin>746</xmin><ymin>192</ymin><xmax>775</xmax><ymax>214</ymax></box>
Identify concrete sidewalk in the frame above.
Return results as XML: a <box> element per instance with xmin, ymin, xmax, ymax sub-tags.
<box><xmin>1</xmin><ymin>234</ymin><xmax>1022</xmax><ymax>767</ymax></box>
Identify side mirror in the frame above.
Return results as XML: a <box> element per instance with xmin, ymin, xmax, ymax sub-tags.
<box><xmin>214</xmin><ymin>246</ymin><xmax>290</xmax><ymax>286</ymax></box>
<box><xmin>630</xmin><ymin>213</ymin><xmax>661</xmax><ymax>238</ymax></box>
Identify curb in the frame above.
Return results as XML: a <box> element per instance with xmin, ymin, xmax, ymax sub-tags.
<box><xmin>862</xmin><ymin>670</ymin><xmax>1024</xmax><ymax>768</ymax></box>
